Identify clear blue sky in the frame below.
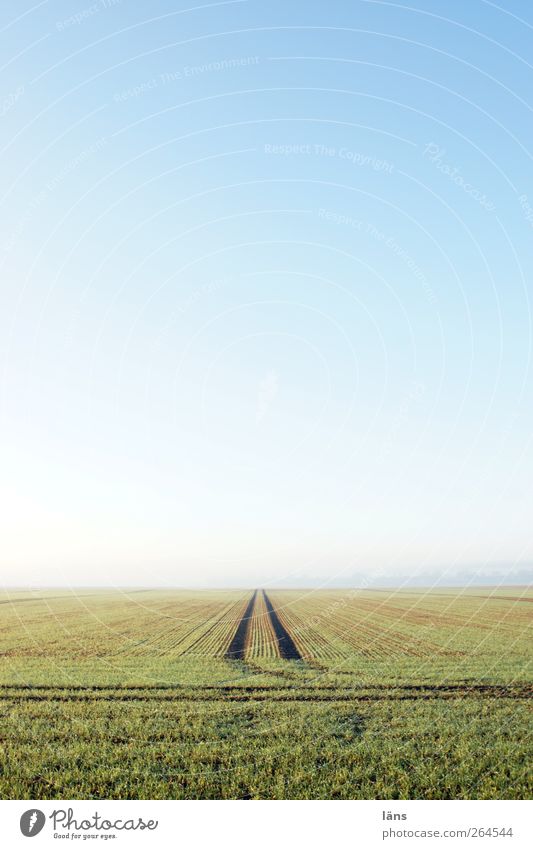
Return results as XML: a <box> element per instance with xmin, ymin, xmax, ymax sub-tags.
<box><xmin>1</xmin><ymin>0</ymin><xmax>532</xmax><ymax>587</ymax></box>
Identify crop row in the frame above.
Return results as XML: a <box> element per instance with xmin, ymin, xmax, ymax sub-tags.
<box><xmin>246</xmin><ymin>591</ymin><xmax>280</xmax><ymax>659</ymax></box>
<box><xmin>183</xmin><ymin>593</ymin><xmax>252</xmax><ymax>657</ymax></box>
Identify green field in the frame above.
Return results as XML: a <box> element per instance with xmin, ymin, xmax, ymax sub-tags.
<box><xmin>0</xmin><ymin>587</ymin><xmax>531</xmax><ymax>799</ymax></box>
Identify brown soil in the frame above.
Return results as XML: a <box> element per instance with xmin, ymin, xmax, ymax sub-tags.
<box><xmin>225</xmin><ymin>591</ymin><xmax>257</xmax><ymax>660</ymax></box>
<box><xmin>262</xmin><ymin>590</ymin><xmax>302</xmax><ymax>660</ymax></box>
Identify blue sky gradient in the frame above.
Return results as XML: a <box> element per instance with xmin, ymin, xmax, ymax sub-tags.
<box><xmin>1</xmin><ymin>1</ymin><xmax>532</xmax><ymax>586</ymax></box>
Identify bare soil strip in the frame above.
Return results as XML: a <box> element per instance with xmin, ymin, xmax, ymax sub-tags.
<box><xmin>1</xmin><ymin>688</ymin><xmax>529</xmax><ymax>703</ymax></box>
<box><xmin>471</xmin><ymin>595</ymin><xmax>533</xmax><ymax>603</ymax></box>
<box><xmin>262</xmin><ymin>590</ymin><xmax>302</xmax><ymax>660</ymax></box>
<box><xmin>225</xmin><ymin>590</ymin><xmax>257</xmax><ymax>659</ymax></box>
<box><xmin>2</xmin><ymin>683</ymin><xmax>530</xmax><ymax>694</ymax></box>
<box><xmin>1</xmin><ymin>683</ymin><xmax>530</xmax><ymax>703</ymax></box>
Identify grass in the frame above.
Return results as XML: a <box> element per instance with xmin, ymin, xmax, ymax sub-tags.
<box><xmin>0</xmin><ymin>587</ymin><xmax>531</xmax><ymax>799</ymax></box>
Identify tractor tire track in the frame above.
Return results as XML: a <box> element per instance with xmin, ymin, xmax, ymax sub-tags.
<box><xmin>2</xmin><ymin>683</ymin><xmax>530</xmax><ymax>695</ymax></box>
<box><xmin>2</xmin><ymin>685</ymin><xmax>530</xmax><ymax>703</ymax></box>
<box><xmin>225</xmin><ymin>590</ymin><xmax>257</xmax><ymax>660</ymax></box>
<box><xmin>262</xmin><ymin>590</ymin><xmax>302</xmax><ymax>660</ymax></box>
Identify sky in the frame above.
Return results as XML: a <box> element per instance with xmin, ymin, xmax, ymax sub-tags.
<box><xmin>1</xmin><ymin>0</ymin><xmax>532</xmax><ymax>588</ymax></box>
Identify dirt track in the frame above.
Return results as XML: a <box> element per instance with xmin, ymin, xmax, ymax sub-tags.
<box><xmin>224</xmin><ymin>590</ymin><xmax>302</xmax><ymax>661</ymax></box>
<box><xmin>225</xmin><ymin>591</ymin><xmax>257</xmax><ymax>659</ymax></box>
<box><xmin>1</xmin><ymin>683</ymin><xmax>530</xmax><ymax>702</ymax></box>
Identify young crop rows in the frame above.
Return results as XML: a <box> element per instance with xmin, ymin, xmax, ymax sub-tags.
<box><xmin>0</xmin><ymin>587</ymin><xmax>531</xmax><ymax>667</ymax></box>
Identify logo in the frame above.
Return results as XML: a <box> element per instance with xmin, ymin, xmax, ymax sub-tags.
<box><xmin>20</xmin><ymin>810</ymin><xmax>46</xmax><ymax>837</ymax></box>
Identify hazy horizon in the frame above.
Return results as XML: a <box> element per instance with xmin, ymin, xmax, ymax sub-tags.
<box><xmin>3</xmin><ymin>566</ymin><xmax>532</xmax><ymax>591</ymax></box>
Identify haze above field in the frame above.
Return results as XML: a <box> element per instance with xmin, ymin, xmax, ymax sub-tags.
<box><xmin>1</xmin><ymin>1</ymin><xmax>533</xmax><ymax>588</ymax></box>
